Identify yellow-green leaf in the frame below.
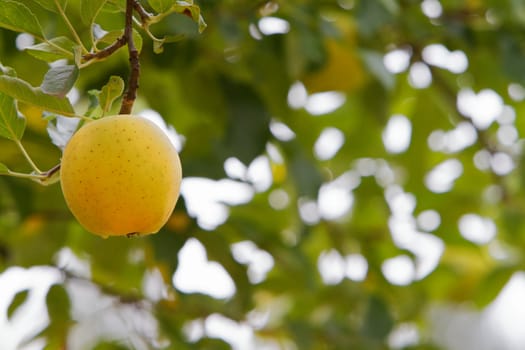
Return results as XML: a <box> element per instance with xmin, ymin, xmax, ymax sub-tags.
<box><xmin>149</xmin><ymin>0</ymin><xmax>175</xmax><ymax>13</ymax></box>
<box><xmin>81</xmin><ymin>0</ymin><xmax>108</xmax><ymax>24</ymax></box>
<box><xmin>0</xmin><ymin>162</ymin><xmax>9</xmax><ymax>174</ymax></box>
<box><xmin>29</xmin><ymin>0</ymin><xmax>67</xmax><ymax>13</ymax></box>
<box><xmin>99</xmin><ymin>75</ymin><xmax>124</xmax><ymax>115</ymax></box>
<box><xmin>172</xmin><ymin>0</ymin><xmax>207</xmax><ymax>33</ymax></box>
<box><xmin>152</xmin><ymin>34</ymin><xmax>185</xmax><ymax>54</ymax></box>
<box><xmin>96</xmin><ymin>29</ymin><xmax>143</xmax><ymax>53</ymax></box>
<box><xmin>474</xmin><ymin>266</ymin><xmax>515</xmax><ymax>308</ymax></box>
<box><xmin>0</xmin><ymin>75</ymin><xmax>74</xmax><ymax>116</ymax></box>
<box><xmin>0</xmin><ymin>92</ymin><xmax>26</xmax><ymax>140</ymax></box>
<box><xmin>151</xmin><ymin>0</ymin><xmax>207</xmax><ymax>33</ymax></box>
<box><xmin>7</xmin><ymin>290</ymin><xmax>29</xmax><ymax>320</ymax></box>
<box><xmin>43</xmin><ymin>284</ymin><xmax>71</xmax><ymax>349</ymax></box>
<box><xmin>25</xmin><ymin>37</ymin><xmax>76</xmax><ymax>62</ymax></box>
<box><xmin>0</xmin><ymin>0</ymin><xmax>44</xmax><ymax>38</ymax></box>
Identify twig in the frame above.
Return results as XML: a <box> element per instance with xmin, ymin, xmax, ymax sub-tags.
<box><xmin>120</xmin><ymin>0</ymin><xmax>141</xmax><ymax>114</ymax></box>
<box><xmin>132</xmin><ymin>0</ymin><xmax>152</xmax><ymax>24</ymax></box>
<box><xmin>82</xmin><ymin>36</ymin><xmax>127</xmax><ymax>63</ymax></box>
<box><xmin>42</xmin><ymin>163</ymin><xmax>61</xmax><ymax>178</ymax></box>
<box><xmin>81</xmin><ymin>1</ymin><xmax>151</xmax><ymax>65</ymax></box>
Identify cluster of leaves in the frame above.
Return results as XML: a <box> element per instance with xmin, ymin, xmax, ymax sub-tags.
<box><xmin>0</xmin><ymin>0</ymin><xmax>205</xmax><ymax>183</ymax></box>
<box><xmin>2</xmin><ymin>0</ymin><xmax>525</xmax><ymax>349</ymax></box>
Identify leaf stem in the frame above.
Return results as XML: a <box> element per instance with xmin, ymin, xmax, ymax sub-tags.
<box><xmin>1</xmin><ymin>163</ymin><xmax>61</xmax><ymax>185</ymax></box>
<box><xmin>43</xmin><ymin>163</ymin><xmax>61</xmax><ymax>177</ymax></box>
<box><xmin>120</xmin><ymin>0</ymin><xmax>141</xmax><ymax>114</ymax></box>
<box><xmin>54</xmin><ymin>0</ymin><xmax>88</xmax><ymax>54</ymax></box>
<box><xmin>14</xmin><ymin>139</ymin><xmax>42</xmax><ymax>174</ymax></box>
<box><xmin>5</xmin><ymin>169</ymin><xmax>46</xmax><ymax>180</ymax></box>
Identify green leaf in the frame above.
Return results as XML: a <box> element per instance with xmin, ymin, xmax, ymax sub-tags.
<box><xmin>103</xmin><ymin>0</ymin><xmax>126</xmax><ymax>12</ymax></box>
<box><xmin>361</xmin><ymin>295</ymin><xmax>394</xmax><ymax>341</ymax></box>
<box><xmin>152</xmin><ymin>34</ymin><xmax>185</xmax><ymax>54</ymax></box>
<box><xmin>99</xmin><ymin>76</ymin><xmax>124</xmax><ymax>115</ymax></box>
<box><xmin>0</xmin><ymin>75</ymin><xmax>74</xmax><ymax>116</ymax></box>
<box><xmin>95</xmin><ymin>30</ymin><xmax>121</xmax><ymax>47</ymax></box>
<box><xmin>177</xmin><ymin>1</ymin><xmax>207</xmax><ymax>33</ymax></box>
<box><xmin>149</xmin><ymin>0</ymin><xmax>175</xmax><ymax>13</ymax></box>
<box><xmin>0</xmin><ymin>92</ymin><xmax>26</xmax><ymax>140</ymax></box>
<box><xmin>0</xmin><ymin>1</ymin><xmax>45</xmax><ymax>38</ymax></box>
<box><xmin>153</xmin><ymin>40</ymin><xmax>164</xmax><ymax>54</ymax></box>
<box><xmin>84</xmin><ymin>89</ymin><xmax>102</xmax><ymax>118</ymax></box>
<box><xmin>46</xmin><ymin>284</ymin><xmax>71</xmax><ymax>328</ymax></box>
<box><xmin>73</xmin><ymin>45</ymin><xmax>83</xmax><ymax>67</ymax></box>
<box><xmin>474</xmin><ymin>266</ymin><xmax>515</xmax><ymax>308</ymax></box>
<box><xmin>96</xmin><ymin>29</ymin><xmax>143</xmax><ymax>53</ymax></box>
<box><xmin>81</xmin><ymin>0</ymin><xmax>108</xmax><ymax>24</ymax></box>
<box><xmin>285</xmin><ymin>142</ymin><xmax>324</xmax><ymax>198</ymax></box>
<box><xmin>356</xmin><ymin>0</ymin><xmax>396</xmax><ymax>37</ymax></box>
<box><xmin>222</xmin><ymin>80</ymin><xmax>271</xmax><ymax>165</ymax></box>
<box><xmin>132</xmin><ymin>29</ymin><xmax>145</xmax><ymax>52</ymax></box>
<box><xmin>40</xmin><ymin>65</ymin><xmax>79</xmax><ymax>98</ymax></box>
<box><xmin>7</xmin><ymin>289</ymin><xmax>29</xmax><ymax>320</ymax></box>
<box><xmin>360</xmin><ymin>50</ymin><xmax>394</xmax><ymax>90</ymax></box>
<box><xmin>0</xmin><ymin>163</ymin><xmax>9</xmax><ymax>174</ymax></box>
<box><xmin>25</xmin><ymin>37</ymin><xmax>76</xmax><ymax>62</ymax></box>
<box><xmin>152</xmin><ymin>0</ymin><xmax>207</xmax><ymax>33</ymax></box>
<box><xmin>43</xmin><ymin>284</ymin><xmax>70</xmax><ymax>349</ymax></box>
<box><xmin>29</xmin><ymin>0</ymin><xmax>67</xmax><ymax>13</ymax></box>
<box><xmin>146</xmin><ymin>0</ymin><xmax>206</xmax><ymax>53</ymax></box>
<box><xmin>92</xmin><ymin>342</ymin><xmax>129</xmax><ymax>350</ymax></box>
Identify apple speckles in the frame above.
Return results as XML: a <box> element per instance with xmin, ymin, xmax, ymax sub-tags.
<box><xmin>60</xmin><ymin>115</ymin><xmax>182</xmax><ymax>237</ymax></box>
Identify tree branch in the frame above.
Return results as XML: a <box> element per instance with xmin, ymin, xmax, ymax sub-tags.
<box><xmin>82</xmin><ymin>36</ymin><xmax>127</xmax><ymax>63</ymax></box>
<box><xmin>81</xmin><ymin>1</ymin><xmax>151</xmax><ymax>66</ymax></box>
<box><xmin>132</xmin><ymin>0</ymin><xmax>152</xmax><ymax>24</ymax></box>
<box><xmin>120</xmin><ymin>0</ymin><xmax>141</xmax><ymax>115</ymax></box>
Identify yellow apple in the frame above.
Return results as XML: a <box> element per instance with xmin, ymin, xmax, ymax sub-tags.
<box><xmin>60</xmin><ymin>114</ymin><xmax>182</xmax><ymax>237</ymax></box>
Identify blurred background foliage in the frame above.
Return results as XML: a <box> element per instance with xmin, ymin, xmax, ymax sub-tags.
<box><xmin>2</xmin><ymin>0</ymin><xmax>525</xmax><ymax>349</ymax></box>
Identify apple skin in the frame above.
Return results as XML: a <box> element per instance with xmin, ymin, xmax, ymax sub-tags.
<box><xmin>60</xmin><ymin>114</ymin><xmax>182</xmax><ymax>237</ymax></box>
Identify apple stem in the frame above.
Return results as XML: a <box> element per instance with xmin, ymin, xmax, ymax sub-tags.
<box><xmin>120</xmin><ymin>0</ymin><xmax>141</xmax><ymax>115</ymax></box>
